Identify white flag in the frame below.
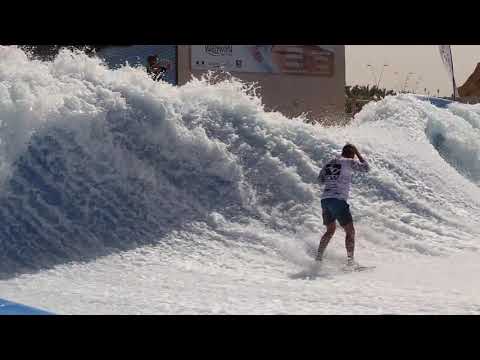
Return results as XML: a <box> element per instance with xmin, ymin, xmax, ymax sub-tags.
<box><xmin>438</xmin><ymin>45</ymin><xmax>459</xmax><ymax>99</ymax></box>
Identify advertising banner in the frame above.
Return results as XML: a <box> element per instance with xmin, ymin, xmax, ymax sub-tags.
<box><xmin>191</xmin><ymin>45</ymin><xmax>336</xmax><ymax>77</ymax></box>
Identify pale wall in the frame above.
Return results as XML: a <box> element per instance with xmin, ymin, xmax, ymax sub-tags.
<box><xmin>177</xmin><ymin>45</ymin><xmax>346</xmax><ymax>120</ymax></box>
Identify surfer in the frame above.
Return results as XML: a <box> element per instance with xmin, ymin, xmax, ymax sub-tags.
<box><xmin>316</xmin><ymin>144</ymin><xmax>370</xmax><ymax>266</ymax></box>
<box><xmin>146</xmin><ymin>55</ymin><xmax>169</xmax><ymax>81</ymax></box>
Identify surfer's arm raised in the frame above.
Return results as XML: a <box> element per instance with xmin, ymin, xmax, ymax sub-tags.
<box><xmin>350</xmin><ymin>146</ymin><xmax>369</xmax><ymax>172</ymax></box>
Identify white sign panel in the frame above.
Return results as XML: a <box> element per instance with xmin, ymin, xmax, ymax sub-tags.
<box><xmin>191</xmin><ymin>45</ymin><xmax>336</xmax><ymax>77</ymax></box>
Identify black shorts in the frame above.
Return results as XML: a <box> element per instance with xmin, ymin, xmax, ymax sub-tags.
<box><xmin>321</xmin><ymin>198</ymin><xmax>353</xmax><ymax>226</ymax></box>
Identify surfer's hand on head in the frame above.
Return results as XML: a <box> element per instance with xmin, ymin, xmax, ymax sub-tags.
<box><xmin>345</xmin><ymin>143</ymin><xmax>365</xmax><ymax>162</ymax></box>
<box><xmin>353</xmin><ymin>146</ymin><xmax>366</xmax><ymax>163</ymax></box>
<box><xmin>344</xmin><ymin>143</ymin><xmax>357</xmax><ymax>155</ymax></box>
<box><xmin>353</xmin><ymin>146</ymin><xmax>360</xmax><ymax>157</ymax></box>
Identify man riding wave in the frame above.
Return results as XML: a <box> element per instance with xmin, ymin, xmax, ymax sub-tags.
<box><xmin>316</xmin><ymin>144</ymin><xmax>370</xmax><ymax>267</ymax></box>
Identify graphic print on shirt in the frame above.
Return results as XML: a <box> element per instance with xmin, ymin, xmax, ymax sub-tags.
<box><xmin>325</xmin><ymin>163</ymin><xmax>342</xmax><ymax>180</ymax></box>
<box><xmin>320</xmin><ymin>157</ymin><xmax>369</xmax><ymax>201</ymax></box>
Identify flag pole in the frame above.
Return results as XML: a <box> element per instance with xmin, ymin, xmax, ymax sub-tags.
<box><xmin>449</xmin><ymin>46</ymin><xmax>457</xmax><ymax>101</ymax></box>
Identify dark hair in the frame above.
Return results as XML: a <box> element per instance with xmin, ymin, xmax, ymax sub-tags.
<box><xmin>342</xmin><ymin>144</ymin><xmax>355</xmax><ymax>157</ymax></box>
<box><xmin>147</xmin><ymin>55</ymin><xmax>157</xmax><ymax>62</ymax></box>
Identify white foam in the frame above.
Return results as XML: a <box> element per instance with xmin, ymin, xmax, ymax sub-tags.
<box><xmin>0</xmin><ymin>46</ymin><xmax>479</xmax><ymax>314</ymax></box>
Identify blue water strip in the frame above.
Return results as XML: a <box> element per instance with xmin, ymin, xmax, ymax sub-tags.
<box><xmin>0</xmin><ymin>298</ymin><xmax>54</xmax><ymax>315</ymax></box>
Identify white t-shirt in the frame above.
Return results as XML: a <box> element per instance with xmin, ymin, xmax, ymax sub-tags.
<box><xmin>318</xmin><ymin>156</ymin><xmax>369</xmax><ymax>201</ymax></box>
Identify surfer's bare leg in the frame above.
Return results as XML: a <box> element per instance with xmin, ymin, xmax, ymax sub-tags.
<box><xmin>342</xmin><ymin>222</ymin><xmax>355</xmax><ymax>263</ymax></box>
<box><xmin>316</xmin><ymin>222</ymin><xmax>336</xmax><ymax>261</ymax></box>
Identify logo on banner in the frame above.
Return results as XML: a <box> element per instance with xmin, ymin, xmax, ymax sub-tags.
<box><xmin>205</xmin><ymin>45</ymin><xmax>233</xmax><ymax>57</ymax></box>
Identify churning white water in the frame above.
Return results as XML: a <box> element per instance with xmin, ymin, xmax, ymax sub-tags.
<box><xmin>0</xmin><ymin>46</ymin><xmax>479</xmax><ymax>314</ymax></box>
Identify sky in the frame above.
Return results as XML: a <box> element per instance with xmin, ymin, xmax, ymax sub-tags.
<box><xmin>346</xmin><ymin>45</ymin><xmax>480</xmax><ymax>96</ymax></box>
